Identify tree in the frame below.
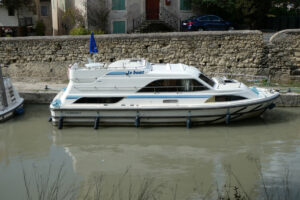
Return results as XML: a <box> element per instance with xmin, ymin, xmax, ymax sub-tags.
<box><xmin>192</xmin><ymin>0</ymin><xmax>300</xmax><ymax>28</ymax></box>
<box><xmin>270</xmin><ymin>0</ymin><xmax>300</xmax><ymax>15</ymax></box>
<box><xmin>62</xmin><ymin>8</ymin><xmax>86</xmax><ymax>33</ymax></box>
<box><xmin>235</xmin><ymin>0</ymin><xmax>272</xmax><ymax>28</ymax></box>
<box><xmin>86</xmin><ymin>0</ymin><xmax>110</xmax><ymax>32</ymax></box>
<box><xmin>192</xmin><ymin>0</ymin><xmax>273</xmax><ymax>28</ymax></box>
<box><xmin>2</xmin><ymin>0</ymin><xmax>35</xmax><ymax>13</ymax></box>
<box><xmin>192</xmin><ymin>0</ymin><xmax>236</xmax><ymax>20</ymax></box>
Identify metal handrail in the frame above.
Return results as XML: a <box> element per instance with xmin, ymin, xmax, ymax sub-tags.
<box><xmin>129</xmin><ymin>13</ymin><xmax>146</xmax><ymax>33</ymax></box>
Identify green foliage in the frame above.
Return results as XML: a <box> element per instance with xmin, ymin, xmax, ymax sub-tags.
<box><xmin>2</xmin><ymin>0</ymin><xmax>33</xmax><ymax>11</ymax></box>
<box><xmin>62</xmin><ymin>8</ymin><xmax>85</xmax><ymax>33</ymax></box>
<box><xmin>235</xmin><ymin>0</ymin><xmax>272</xmax><ymax>28</ymax></box>
<box><xmin>92</xmin><ymin>30</ymin><xmax>105</xmax><ymax>35</ymax></box>
<box><xmin>35</xmin><ymin>20</ymin><xmax>45</xmax><ymax>36</ymax></box>
<box><xmin>269</xmin><ymin>0</ymin><xmax>300</xmax><ymax>16</ymax></box>
<box><xmin>69</xmin><ymin>27</ymin><xmax>104</xmax><ymax>35</ymax></box>
<box><xmin>87</xmin><ymin>0</ymin><xmax>110</xmax><ymax>32</ymax></box>
<box><xmin>192</xmin><ymin>0</ymin><xmax>273</xmax><ymax>28</ymax></box>
<box><xmin>69</xmin><ymin>27</ymin><xmax>90</xmax><ymax>35</ymax></box>
<box><xmin>192</xmin><ymin>0</ymin><xmax>236</xmax><ymax>19</ymax></box>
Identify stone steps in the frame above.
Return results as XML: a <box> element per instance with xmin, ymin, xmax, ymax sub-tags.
<box><xmin>133</xmin><ymin>20</ymin><xmax>173</xmax><ymax>33</ymax></box>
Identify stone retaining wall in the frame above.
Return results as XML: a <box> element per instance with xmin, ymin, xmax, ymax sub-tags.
<box><xmin>0</xmin><ymin>30</ymin><xmax>300</xmax><ymax>83</ymax></box>
<box><xmin>269</xmin><ymin>29</ymin><xmax>300</xmax><ymax>82</ymax></box>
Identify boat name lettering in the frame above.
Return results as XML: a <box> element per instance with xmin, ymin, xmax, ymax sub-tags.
<box><xmin>127</xmin><ymin>70</ymin><xmax>144</xmax><ymax>75</ymax></box>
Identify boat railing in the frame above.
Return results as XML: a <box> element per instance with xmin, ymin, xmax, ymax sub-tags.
<box><xmin>74</xmin><ymin>85</ymin><xmax>209</xmax><ymax>92</ymax></box>
<box><xmin>208</xmin><ymin>72</ymin><xmax>270</xmax><ymax>85</ymax></box>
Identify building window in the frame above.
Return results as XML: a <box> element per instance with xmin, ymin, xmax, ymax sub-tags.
<box><xmin>112</xmin><ymin>0</ymin><xmax>125</xmax><ymax>10</ymax></box>
<box><xmin>180</xmin><ymin>0</ymin><xmax>192</xmax><ymax>10</ymax></box>
<box><xmin>41</xmin><ymin>6</ymin><xmax>48</xmax><ymax>16</ymax></box>
<box><xmin>113</xmin><ymin>21</ymin><xmax>126</xmax><ymax>33</ymax></box>
<box><xmin>8</xmin><ymin>7</ymin><xmax>15</xmax><ymax>16</ymax></box>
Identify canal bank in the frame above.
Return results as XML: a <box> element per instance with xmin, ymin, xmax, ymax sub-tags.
<box><xmin>13</xmin><ymin>81</ymin><xmax>300</xmax><ymax>106</ymax></box>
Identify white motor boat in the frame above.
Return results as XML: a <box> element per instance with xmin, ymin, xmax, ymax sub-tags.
<box><xmin>0</xmin><ymin>77</ymin><xmax>24</xmax><ymax>122</ymax></box>
<box><xmin>50</xmin><ymin>59</ymin><xmax>279</xmax><ymax>129</ymax></box>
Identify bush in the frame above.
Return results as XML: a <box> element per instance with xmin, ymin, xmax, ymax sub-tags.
<box><xmin>69</xmin><ymin>27</ymin><xmax>104</xmax><ymax>35</ymax></box>
<box><xmin>69</xmin><ymin>27</ymin><xmax>89</xmax><ymax>35</ymax></box>
<box><xmin>92</xmin><ymin>29</ymin><xmax>105</xmax><ymax>35</ymax></box>
<box><xmin>35</xmin><ymin>20</ymin><xmax>45</xmax><ymax>36</ymax></box>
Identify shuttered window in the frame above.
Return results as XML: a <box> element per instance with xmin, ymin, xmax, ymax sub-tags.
<box><xmin>180</xmin><ymin>0</ymin><xmax>192</xmax><ymax>10</ymax></box>
<box><xmin>112</xmin><ymin>0</ymin><xmax>125</xmax><ymax>10</ymax></box>
<box><xmin>113</xmin><ymin>21</ymin><xmax>126</xmax><ymax>33</ymax></box>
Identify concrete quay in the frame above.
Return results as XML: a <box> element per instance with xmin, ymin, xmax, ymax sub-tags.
<box><xmin>13</xmin><ymin>82</ymin><xmax>300</xmax><ymax>107</ymax></box>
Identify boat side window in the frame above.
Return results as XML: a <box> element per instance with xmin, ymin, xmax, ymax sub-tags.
<box><xmin>138</xmin><ymin>79</ymin><xmax>208</xmax><ymax>92</ymax></box>
<box><xmin>206</xmin><ymin>95</ymin><xmax>247</xmax><ymax>103</ymax></box>
<box><xmin>199</xmin><ymin>74</ymin><xmax>215</xmax><ymax>87</ymax></box>
<box><xmin>74</xmin><ymin>97</ymin><xmax>123</xmax><ymax>104</ymax></box>
<box><xmin>215</xmin><ymin>95</ymin><xmax>246</xmax><ymax>102</ymax></box>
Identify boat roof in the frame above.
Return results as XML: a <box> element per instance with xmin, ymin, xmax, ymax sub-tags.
<box><xmin>150</xmin><ymin>63</ymin><xmax>200</xmax><ymax>76</ymax></box>
<box><xmin>108</xmin><ymin>59</ymin><xmax>151</xmax><ymax>70</ymax></box>
<box><xmin>107</xmin><ymin>59</ymin><xmax>200</xmax><ymax>77</ymax></box>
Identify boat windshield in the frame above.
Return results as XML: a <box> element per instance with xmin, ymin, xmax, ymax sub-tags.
<box><xmin>199</xmin><ymin>73</ymin><xmax>215</xmax><ymax>87</ymax></box>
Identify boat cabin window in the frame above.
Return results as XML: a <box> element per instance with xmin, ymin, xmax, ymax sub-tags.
<box><xmin>138</xmin><ymin>79</ymin><xmax>208</xmax><ymax>92</ymax></box>
<box><xmin>74</xmin><ymin>97</ymin><xmax>123</xmax><ymax>104</ymax></box>
<box><xmin>206</xmin><ymin>95</ymin><xmax>247</xmax><ymax>103</ymax></box>
<box><xmin>199</xmin><ymin>74</ymin><xmax>215</xmax><ymax>87</ymax></box>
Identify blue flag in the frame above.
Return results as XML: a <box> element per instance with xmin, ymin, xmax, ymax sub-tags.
<box><xmin>89</xmin><ymin>32</ymin><xmax>98</xmax><ymax>54</ymax></box>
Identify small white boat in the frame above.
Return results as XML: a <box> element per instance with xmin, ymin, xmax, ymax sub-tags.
<box><xmin>50</xmin><ymin>59</ymin><xmax>279</xmax><ymax>129</ymax></box>
<box><xmin>0</xmin><ymin>77</ymin><xmax>24</xmax><ymax>122</ymax></box>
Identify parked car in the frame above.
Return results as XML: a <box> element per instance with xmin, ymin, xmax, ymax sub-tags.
<box><xmin>181</xmin><ymin>15</ymin><xmax>235</xmax><ymax>31</ymax></box>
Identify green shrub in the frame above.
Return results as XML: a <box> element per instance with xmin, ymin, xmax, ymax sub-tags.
<box><xmin>35</xmin><ymin>20</ymin><xmax>46</xmax><ymax>36</ymax></box>
<box><xmin>69</xmin><ymin>27</ymin><xmax>89</xmax><ymax>35</ymax></box>
<box><xmin>92</xmin><ymin>30</ymin><xmax>105</xmax><ymax>35</ymax></box>
<box><xmin>69</xmin><ymin>27</ymin><xmax>105</xmax><ymax>35</ymax></box>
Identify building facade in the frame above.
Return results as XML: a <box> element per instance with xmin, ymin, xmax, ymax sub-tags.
<box><xmin>51</xmin><ymin>0</ymin><xmax>86</xmax><ymax>35</ymax></box>
<box><xmin>51</xmin><ymin>0</ymin><xmax>194</xmax><ymax>35</ymax></box>
<box><xmin>0</xmin><ymin>0</ymin><xmax>52</xmax><ymax>36</ymax></box>
<box><xmin>106</xmin><ymin>0</ymin><xmax>194</xmax><ymax>33</ymax></box>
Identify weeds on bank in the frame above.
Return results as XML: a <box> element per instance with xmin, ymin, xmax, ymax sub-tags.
<box><xmin>22</xmin><ymin>162</ymin><xmax>79</xmax><ymax>200</ymax></box>
<box><xmin>80</xmin><ymin>169</ymin><xmax>165</xmax><ymax>200</ymax></box>
<box><xmin>20</xmin><ymin>157</ymin><xmax>300</xmax><ymax>200</ymax></box>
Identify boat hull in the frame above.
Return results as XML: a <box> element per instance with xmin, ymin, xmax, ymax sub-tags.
<box><xmin>50</xmin><ymin>96</ymin><xmax>278</xmax><ymax>127</ymax></box>
<box><xmin>0</xmin><ymin>99</ymin><xmax>24</xmax><ymax>122</ymax></box>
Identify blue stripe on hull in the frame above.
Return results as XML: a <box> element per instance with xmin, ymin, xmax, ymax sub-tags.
<box><xmin>106</xmin><ymin>72</ymin><xmax>127</xmax><ymax>75</ymax></box>
<box><xmin>66</xmin><ymin>96</ymin><xmax>81</xmax><ymax>100</ymax></box>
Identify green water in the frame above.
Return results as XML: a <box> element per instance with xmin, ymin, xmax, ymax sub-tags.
<box><xmin>0</xmin><ymin>105</ymin><xmax>300</xmax><ymax>199</ymax></box>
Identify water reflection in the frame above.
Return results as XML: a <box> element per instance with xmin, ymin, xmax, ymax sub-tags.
<box><xmin>0</xmin><ymin>105</ymin><xmax>300</xmax><ymax>199</ymax></box>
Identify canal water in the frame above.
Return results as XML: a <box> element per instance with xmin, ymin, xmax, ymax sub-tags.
<box><xmin>0</xmin><ymin>105</ymin><xmax>300</xmax><ymax>200</ymax></box>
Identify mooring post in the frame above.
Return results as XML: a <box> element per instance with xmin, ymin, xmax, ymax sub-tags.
<box><xmin>0</xmin><ymin>64</ymin><xmax>8</xmax><ymax>109</ymax></box>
